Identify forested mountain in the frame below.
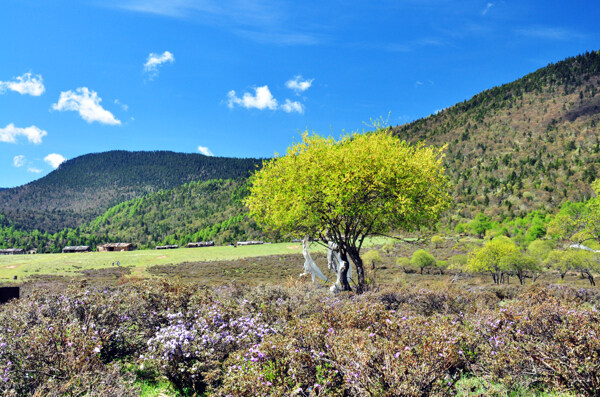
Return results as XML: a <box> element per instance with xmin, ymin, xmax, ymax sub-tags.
<box><xmin>80</xmin><ymin>178</ymin><xmax>265</xmax><ymax>248</ymax></box>
<box><xmin>0</xmin><ymin>151</ymin><xmax>262</xmax><ymax>232</ymax></box>
<box><xmin>394</xmin><ymin>50</ymin><xmax>600</xmax><ymax>223</ymax></box>
<box><xmin>0</xmin><ymin>179</ymin><xmax>267</xmax><ymax>253</ymax></box>
<box><xmin>3</xmin><ymin>50</ymin><xmax>600</xmax><ymax>248</ymax></box>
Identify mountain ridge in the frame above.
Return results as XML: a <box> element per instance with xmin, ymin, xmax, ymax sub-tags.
<box><xmin>393</xmin><ymin>50</ymin><xmax>600</xmax><ymax>224</ymax></box>
<box><xmin>0</xmin><ymin>150</ymin><xmax>263</xmax><ymax>232</ymax></box>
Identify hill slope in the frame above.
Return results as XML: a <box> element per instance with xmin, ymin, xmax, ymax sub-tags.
<box><xmin>0</xmin><ymin>178</ymin><xmax>266</xmax><ymax>253</ymax></box>
<box><xmin>0</xmin><ymin>151</ymin><xmax>262</xmax><ymax>232</ymax></box>
<box><xmin>393</xmin><ymin>50</ymin><xmax>600</xmax><ymax>222</ymax></box>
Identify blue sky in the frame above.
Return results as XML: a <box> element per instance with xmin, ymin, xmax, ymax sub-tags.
<box><xmin>1</xmin><ymin>0</ymin><xmax>599</xmax><ymax>187</ymax></box>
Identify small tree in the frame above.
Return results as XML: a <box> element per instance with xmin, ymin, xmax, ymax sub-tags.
<box><xmin>527</xmin><ymin>239</ymin><xmax>555</xmax><ymax>263</ymax></box>
<box><xmin>396</xmin><ymin>257</ymin><xmax>414</xmax><ymax>273</ymax></box>
<box><xmin>362</xmin><ymin>250</ymin><xmax>382</xmax><ymax>270</ymax></box>
<box><xmin>467</xmin><ymin>236</ymin><xmax>519</xmax><ymax>284</ymax></box>
<box><xmin>544</xmin><ymin>249</ymin><xmax>598</xmax><ymax>285</ymax></box>
<box><xmin>245</xmin><ymin>129</ymin><xmax>451</xmax><ymax>293</ymax></box>
<box><xmin>435</xmin><ymin>260</ymin><xmax>448</xmax><ymax>275</ymax></box>
<box><xmin>469</xmin><ymin>213</ymin><xmax>492</xmax><ymax>239</ymax></box>
<box><xmin>499</xmin><ymin>251</ymin><xmax>540</xmax><ymax>285</ymax></box>
<box><xmin>362</xmin><ymin>249</ymin><xmax>382</xmax><ymax>288</ymax></box>
<box><xmin>431</xmin><ymin>235</ymin><xmax>444</xmax><ymax>249</ymax></box>
<box><xmin>411</xmin><ymin>249</ymin><xmax>436</xmax><ymax>274</ymax></box>
<box><xmin>448</xmin><ymin>254</ymin><xmax>468</xmax><ymax>273</ymax></box>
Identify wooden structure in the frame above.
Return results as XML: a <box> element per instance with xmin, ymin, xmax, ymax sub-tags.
<box><xmin>186</xmin><ymin>241</ymin><xmax>214</xmax><ymax>248</ymax></box>
<box><xmin>0</xmin><ymin>248</ymin><xmax>25</xmax><ymax>255</ymax></box>
<box><xmin>236</xmin><ymin>240</ymin><xmax>264</xmax><ymax>246</ymax></box>
<box><xmin>0</xmin><ymin>287</ymin><xmax>19</xmax><ymax>304</ymax></box>
<box><xmin>98</xmin><ymin>243</ymin><xmax>134</xmax><ymax>252</ymax></box>
<box><xmin>62</xmin><ymin>246</ymin><xmax>91</xmax><ymax>253</ymax></box>
<box><xmin>155</xmin><ymin>245</ymin><xmax>178</xmax><ymax>250</ymax></box>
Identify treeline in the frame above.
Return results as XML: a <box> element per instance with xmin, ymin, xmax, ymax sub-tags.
<box><xmin>394</xmin><ymin>50</ymin><xmax>600</xmax><ymax>221</ymax></box>
<box><xmin>0</xmin><ymin>150</ymin><xmax>263</xmax><ymax>232</ymax></box>
<box><xmin>0</xmin><ymin>178</ymin><xmax>270</xmax><ymax>253</ymax></box>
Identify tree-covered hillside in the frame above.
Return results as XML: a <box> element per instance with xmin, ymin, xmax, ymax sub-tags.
<box><xmin>81</xmin><ymin>178</ymin><xmax>265</xmax><ymax>248</ymax></box>
<box><xmin>0</xmin><ymin>151</ymin><xmax>262</xmax><ymax>232</ymax></box>
<box><xmin>0</xmin><ymin>179</ymin><xmax>267</xmax><ymax>253</ymax></box>
<box><xmin>394</xmin><ymin>50</ymin><xmax>600</xmax><ymax>223</ymax></box>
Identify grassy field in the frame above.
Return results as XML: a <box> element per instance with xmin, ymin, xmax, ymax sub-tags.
<box><xmin>0</xmin><ymin>237</ymin><xmax>393</xmax><ymax>284</ymax></box>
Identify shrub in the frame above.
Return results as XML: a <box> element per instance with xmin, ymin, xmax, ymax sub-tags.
<box><xmin>411</xmin><ymin>249</ymin><xmax>437</xmax><ymax>274</ymax></box>
<box><xmin>143</xmin><ymin>302</ymin><xmax>276</xmax><ymax>392</ymax></box>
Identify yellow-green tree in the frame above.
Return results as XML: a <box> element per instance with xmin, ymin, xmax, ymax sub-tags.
<box><xmin>245</xmin><ymin>128</ymin><xmax>451</xmax><ymax>292</ymax></box>
<box><xmin>411</xmin><ymin>249</ymin><xmax>437</xmax><ymax>274</ymax></box>
<box><xmin>499</xmin><ymin>251</ymin><xmax>540</xmax><ymax>285</ymax></box>
<box><xmin>548</xmin><ymin>181</ymin><xmax>600</xmax><ymax>246</ymax></box>
<box><xmin>467</xmin><ymin>236</ymin><xmax>519</xmax><ymax>284</ymax></box>
<box><xmin>544</xmin><ymin>249</ymin><xmax>599</xmax><ymax>285</ymax></box>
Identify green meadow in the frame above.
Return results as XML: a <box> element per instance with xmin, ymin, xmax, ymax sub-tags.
<box><xmin>0</xmin><ymin>237</ymin><xmax>393</xmax><ymax>283</ymax></box>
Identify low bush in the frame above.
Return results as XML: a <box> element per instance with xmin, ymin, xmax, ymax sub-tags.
<box><xmin>0</xmin><ymin>279</ymin><xmax>598</xmax><ymax>396</ymax></box>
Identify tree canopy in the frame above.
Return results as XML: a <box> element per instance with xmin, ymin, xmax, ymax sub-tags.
<box><xmin>245</xmin><ymin>128</ymin><xmax>451</xmax><ymax>292</ymax></box>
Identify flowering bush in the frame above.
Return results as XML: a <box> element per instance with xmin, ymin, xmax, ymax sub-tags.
<box><xmin>220</xmin><ymin>297</ymin><xmax>472</xmax><ymax>396</ymax></box>
<box><xmin>143</xmin><ymin>302</ymin><xmax>276</xmax><ymax>392</ymax></box>
<box><xmin>469</xmin><ymin>287</ymin><xmax>600</xmax><ymax>394</ymax></box>
<box><xmin>0</xmin><ymin>279</ymin><xmax>598</xmax><ymax>396</ymax></box>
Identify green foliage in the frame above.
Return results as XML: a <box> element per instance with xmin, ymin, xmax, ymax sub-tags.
<box><xmin>454</xmin><ymin>222</ymin><xmax>467</xmax><ymax>234</ymax></box>
<box><xmin>393</xmin><ymin>51</ymin><xmax>600</xmax><ymax>220</ymax></box>
<box><xmin>0</xmin><ymin>150</ymin><xmax>262</xmax><ymax>232</ymax></box>
<box><xmin>246</xmin><ymin>129</ymin><xmax>451</xmax><ymax>291</ymax></box>
<box><xmin>431</xmin><ymin>235</ymin><xmax>444</xmax><ymax>248</ymax></box>
<box><xmin>362</xmin><ymin>250</ymin><xmax>382</xmax><ymax>267</ymax></box>
<box><xmin>0</xmin><ymin>179</ymin><xmax>264</xmax><ymax>252</ymax></box>
<box><xmin>467</xmin><ymin>237</ymin><xmax>519</xmax><ymax>283</ymax></box>
<box><xmin>499</xmin><ymin>251</ymin><xmax>541</xmax><ymax>285</ymax></box>
<box><xmin>411</xmin><ymin>249</ymin><xmax>437</xmax><ymax>273</ymax></box>
<box><xmin>544</xmin><ymin>249</ymin><xmax>599</xmax><ymax>284</ymax></box>
<box><xmin>527</xmin><ymin>239</ymin><xmax>555</xmax><ymax>263</ymax></box>
<box><xmin>469</xmin><ymin>213</ymin><xmax>492</xmax><ymax>238</ymax></box>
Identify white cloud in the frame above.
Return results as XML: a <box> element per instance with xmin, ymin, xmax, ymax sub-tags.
<box><xmin>281</xmin><ymin>99</ymin><xmax>304</xmax><ymax>114</ymax></box>
<box><xmin>114</xmin><ymin>99</ymin><xmax>128</xmax><ymax>111</ymax></box>
<box><xmin>13</xmin><ymin>155</ymin><xmax>26</xmax><ymax>168</ymax></box>
<box><xmin>0</xmin><ymin>72</ymin><xmax>45</xmax><ymax>96</ymax></box>
<box><xmin>227</xmin><ymin>85</ymin><xmax>278</xmax><ymax>110</ymax></box>
<box><xmin>27</xmin><ymin>167</ymin><xmax>42</xmax><ymax>174</ymax></box>
<box><xmin>144</xmin><ymin>51</ymin><xmax>174</xmax><ymax>79</ymax></box>
<box><xmin>44</xmin><ymin>153</ymin><xmax>66</xmax><ymax>169</ymax></box>
<box><xmin>482</xmin><ymin>3</ymin><xmax>494</xmax><ymax>15</ymax></box>
<box><xmin>197</xmin><ymin>146</ymin><xmax>214</xmax><ymax>156</ymax></box>
<box><xmin>516</xmin><ymin>26</ymin><xmax>585</xmax><ymax>41</ymax></box>
<box><xmin>0</xmin><ymin>124</ymin><xmax>47</xmax><ymax>144</ymax></box>
<box><xmin>52</xmin><ymin>88</ymin><xmax>121</xmax><ymax>125</ymax></box>
<box><xmin>285</xmin><ymin>75</ymin><xmax>313</xmax><ymax>94</ymax></box>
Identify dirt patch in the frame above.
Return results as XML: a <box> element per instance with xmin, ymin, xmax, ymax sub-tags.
<box><xmin>286</xmin><ymin>245</ymin><xmax>301</xmax><ymax>250</ymax></box>
<box><xmin>4</xmin><ymin>265</ymin><xmax>18</xmax><ymax>269</ymax></box>
<box><xmin>156</xmin><ymin>255</ymin><xmax>168</xmax><ymax>259</ymax></box>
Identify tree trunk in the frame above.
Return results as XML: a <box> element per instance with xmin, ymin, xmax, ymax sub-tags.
<box><xmin>584</xmin><ymin>270</ymin><xmax>596</xmax><ymax>286</ymax></box>
<box><xmin>347</xmin><ymin>249</ymin><xmax>366</xmax><ymax>294</ymax></box>
<box><xmin>335</xmin><ymin>250</ymin><xmax>352</xmax><ymax>292</ymax></box>
<box><xmin>517</xmin><ymin>272</ymin><xmax>524</xmax><ymax>285</ymax></box>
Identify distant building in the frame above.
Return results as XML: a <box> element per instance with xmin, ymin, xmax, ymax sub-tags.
<box><xmin>155</xmin><ymin>245</ymin><xmax>178</xmax><ymax>250</ymax></box>
<box><xmin>62</xmin><ymin>246</ymin><xmax>91</xmax><ymax>253</ymax></box>
<box><xmin>97</xmin><ymin>243</ymin><xmax>134</xmax><ymax>252</ymax></box>
<box><xmin>186</xmin><ymin>241</ymin><xmax>214</xmax><ymax>248</ymax></box>
<box><xmin>236</xmin><ymin>241</ymin><xmax>264</xmax><ymax>246</ymax></box>
<box><xmin>0</xmin><ymin>248</ymin><xmax>25</xmax><ymax>255</ymax></box>
<box><xmin>27</xmin><ymin>248</ymin><xmax>37</xmax><ymax>255</ymax></box>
